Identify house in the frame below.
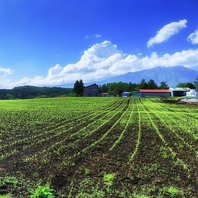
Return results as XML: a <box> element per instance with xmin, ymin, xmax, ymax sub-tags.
<box><xmin>83</xmin><ymin>84</ymin><xmax>99</xmax><ymax>96</ymax></box>
<box><xmin>139</xmin><ymin>89</ymin><xmax>171</xmax><ymax>97</ymax></box>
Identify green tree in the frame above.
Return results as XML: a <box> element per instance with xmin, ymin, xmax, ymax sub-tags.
<box><xmin>115</xmin><ymin>82</ymin><xmax>126</xmax><ymax>96</ymax></box>
<box><xmin>147</xmin><ymin>79</ymin><xmax>158</xmax><ymax>89</ymax></box>
<box><xmin>107</xmin><ymin>83</ymin><xmax>117</xmax><ymax>96</ymax></box>
<box><xmin>159</xmin><ymin>81</ymin><xmax>169</xmax><ymax>89</ymax></box>
<box><xmin>73</xmin><ymin>79</ymin><xmax>84</xmax><ymax>96</ymax></box>
<box><xmin>138</xmin><ymin>79</ymin><xmax>148</xmax><ymax>89</ymax></box>
<box><xmin>128</xmin><ymin>82</ymin><xmax>138</xmax><ymax>92</ymax></box>
<box><xmin>100</xmin><ymin>84</ymin><xmax>108</xmax><ymax>92</ymax></box>
<box><xmin>107</xmin><ymin>82</ymin><xmax>126</xmax><ymax>96</ymax></box>
<box><xmin>176</xmin><ymin>82</ymin><xmax>195</xmax><ymax>89</ymax></box>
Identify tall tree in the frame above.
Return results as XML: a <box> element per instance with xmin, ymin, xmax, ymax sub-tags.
<box><xmin>73</xmin><ymin>80</ymin><xmax>84</xmax><ymax>96</ymax></box>
<box><xmin>159</xmin><ymin>81</ymin><xmax>169</xmax><ymax>89</ymax></box>
<box><xmin>115</xmin><ymin>82</ymin><xmax>126</xmax><ymax>96</ymax></box>
<box><xmin>138</xmin><ymin>79</ymin><xmax>148</xmax><ymax>89</ymax></box>
<box><xmin>100</xmin><ymin>84</ymin><xmax>108</xmax><ymax>92</ymax></box>
<box><xmin>147</xmin><ymin>79</ymin><xmax>158</xmax><ymax>89</ymax></box>
<box><xmin>107</xmin><ymin>82</ymin><xmax>126</xmax><ymax>96</ymax></box>
<box><xmin>128</xmin><ymin>82</ymin><xmax>138</xmax><ymax>92</ymax></box>
<box><xmin>195</xmin><ymin>76</ymin><xmax>198</xmax><ymax>92</ymax></box>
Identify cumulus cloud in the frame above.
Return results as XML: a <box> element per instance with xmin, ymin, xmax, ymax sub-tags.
<box><xmin>31</xmin><ymin>41</ymin><xmax>124</xmax><ymax>85</ymax></box>
<box><xmin>187</xmin><ymin>29</ymin><xmax>198</xmax><ymax>44</ymax></box>
<box><xmin>140</xmin><ymin>49</ymin><xmax>198</xmax><ymax>68</ymax></box>
<box><xmin>147</xmin><ymin>19</ymin><xmax>187</xmax><ymax>48</ymax></box>
<box><xmin>1</xmin><ymin>40</ymin><xmax>198</xmax><ymax>88</ymax></box>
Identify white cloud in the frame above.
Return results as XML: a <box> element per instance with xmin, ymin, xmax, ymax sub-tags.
<box><xmin>187</xmin><ymin>29</ymin><xmax>198</xmax><ymax>44</ymax></box>
<box><xmin>0</xmin><ymin>67</ymin><xmax>13</xmax><ymax>89</ymax></box>
<box><xmin>85</xmin><ymin>34</ymin><xmax>102</xmax><ymax>39</ymax></box>
<box><xmin>147</xmin><ymin>19</ymin><xmax>187</xmax><ymax>48</ymax></box>
<box><xmin>95</xmin><ymin>34</ymin><xmax>102</xmax><ymax>38</ymax></box>
<box><xmin>139</xmin><ymin>49</ymin><xmax>198</xmax><ymax>69</ymax></box>
<box><xmin>1</xmin><ymin>40</ymin><xmax>198</xmax><ymax>89</ymax></box>
<box><xmin>0</xmin><ymin>67</ymin><xmax>13</xmax><ymax>75</ymax></box>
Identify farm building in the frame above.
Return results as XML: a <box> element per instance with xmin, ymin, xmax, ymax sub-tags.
<box><xmin>169</xmin><ymin>88</ymin><xmax>190</xmax><ymax>97</ymax></box>
<box><xmin>83</xmin><ymin>83</ymin><xmax>99</xmax><ymax>96</ymax></box>
<box><xmin>132</xmin><ymin>92</ymin><xmax>142</xmax><ymax>97</ymax></box>
<box><xmin>139</xmin><ymin>88</ymin><xmax>191</xmax><ymax>97</ymax></box>
<box><xmin>186</xmin><ymin>89</ymin><xmax>198</xmax><ymax>97</ymax></box>
<box><xmin>101</xmin><ymin>92</ymin><xmax>109</xmax><ymax>97</ymax></box>
<box><xmin>121</xmin><ymin>92</ymin><xmax>131</xmax><ymax>97</ymax></box>
<box><xmin>139</xmin><ymin>89</ymin><xmax>171</xmax><ymax>97</ymax></box>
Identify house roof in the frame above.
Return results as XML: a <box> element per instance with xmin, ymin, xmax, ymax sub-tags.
<box><xmin>139</xmin><ymin>89</ymin><xmax>171</xmax><ymax>93</ymax></box>
<box><xmin>84</xmin><ymin>83</ymin><xmax>98</xmax><ymax>88</ymax></box>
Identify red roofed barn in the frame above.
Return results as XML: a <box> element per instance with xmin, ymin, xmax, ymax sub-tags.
<box><xmin>139</xmin><ymin>89</ymin><xmax>171</xmax><ymax>97</ymax></box>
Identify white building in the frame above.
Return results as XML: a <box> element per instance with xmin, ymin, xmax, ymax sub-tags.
<box><xmin>186</xmin><ymin>89</ymin><xmax>198</xmax><ymax>97</ymax></box>
<box><xmin>169</xmin><ymin>88</ymin><xmax>190</xmax><ymax>97</ymax></box>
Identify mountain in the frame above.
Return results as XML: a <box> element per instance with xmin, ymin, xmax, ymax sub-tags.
<box><xmin>191</xmin><ymin>66</ymin><xmax>198</xmax><ymax>71</ymax></box>
<box><xmin>97</xmin><ymin>66</ymin><xmax>198</xmax><ymax>87</ymax></box>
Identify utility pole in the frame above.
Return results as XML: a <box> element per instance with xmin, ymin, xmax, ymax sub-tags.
<box><xmin>196</xmin><ymin>76</ymin><xmax>198</xmax><ymax>96</ymax></box>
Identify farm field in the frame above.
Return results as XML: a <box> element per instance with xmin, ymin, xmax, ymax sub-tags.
<box><xmin>0</xmin><ymin>97</ymin><xmax>198</xmax><ymax>197</ymax></box>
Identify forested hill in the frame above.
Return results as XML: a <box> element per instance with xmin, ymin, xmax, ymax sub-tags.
<box><xmin>0</xmin><ymin>86</ymin><xmax>73</xmax><ymax>99</ymax></box>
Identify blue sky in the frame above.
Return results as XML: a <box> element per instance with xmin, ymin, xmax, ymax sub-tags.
<box><xmin>0</xmin><ymin>0</ymin><xmax>198</xmax><ymax>88</ymax></box>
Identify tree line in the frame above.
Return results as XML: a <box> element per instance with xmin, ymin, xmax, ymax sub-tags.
<box><xmin>0</xmin><ymin>85</ymin><xmax>73</xmax><ymax>99</ymax></box>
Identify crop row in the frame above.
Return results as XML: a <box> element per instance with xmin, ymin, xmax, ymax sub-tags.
<box><xmin>0</xmin><ymin>97</ymin><xmax>197</xmax><ymax>197</ymax></box>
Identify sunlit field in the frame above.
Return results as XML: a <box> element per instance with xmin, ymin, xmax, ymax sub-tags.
<box><xmin>0</xmin><ymin>97</ymin><xmax>197</xmax><ymax>197</ymax></box>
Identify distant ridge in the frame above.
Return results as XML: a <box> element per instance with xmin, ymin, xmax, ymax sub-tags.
<box><xmin>97</xmin><ymin>66</ymin><xmax>198</xmax><ymax>87</ymax></box>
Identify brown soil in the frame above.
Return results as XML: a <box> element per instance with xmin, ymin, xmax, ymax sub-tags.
<box><xmin>0</xmin><ymin>98</ymin><xmax>198</xmax><ymax>197</ymax></box>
